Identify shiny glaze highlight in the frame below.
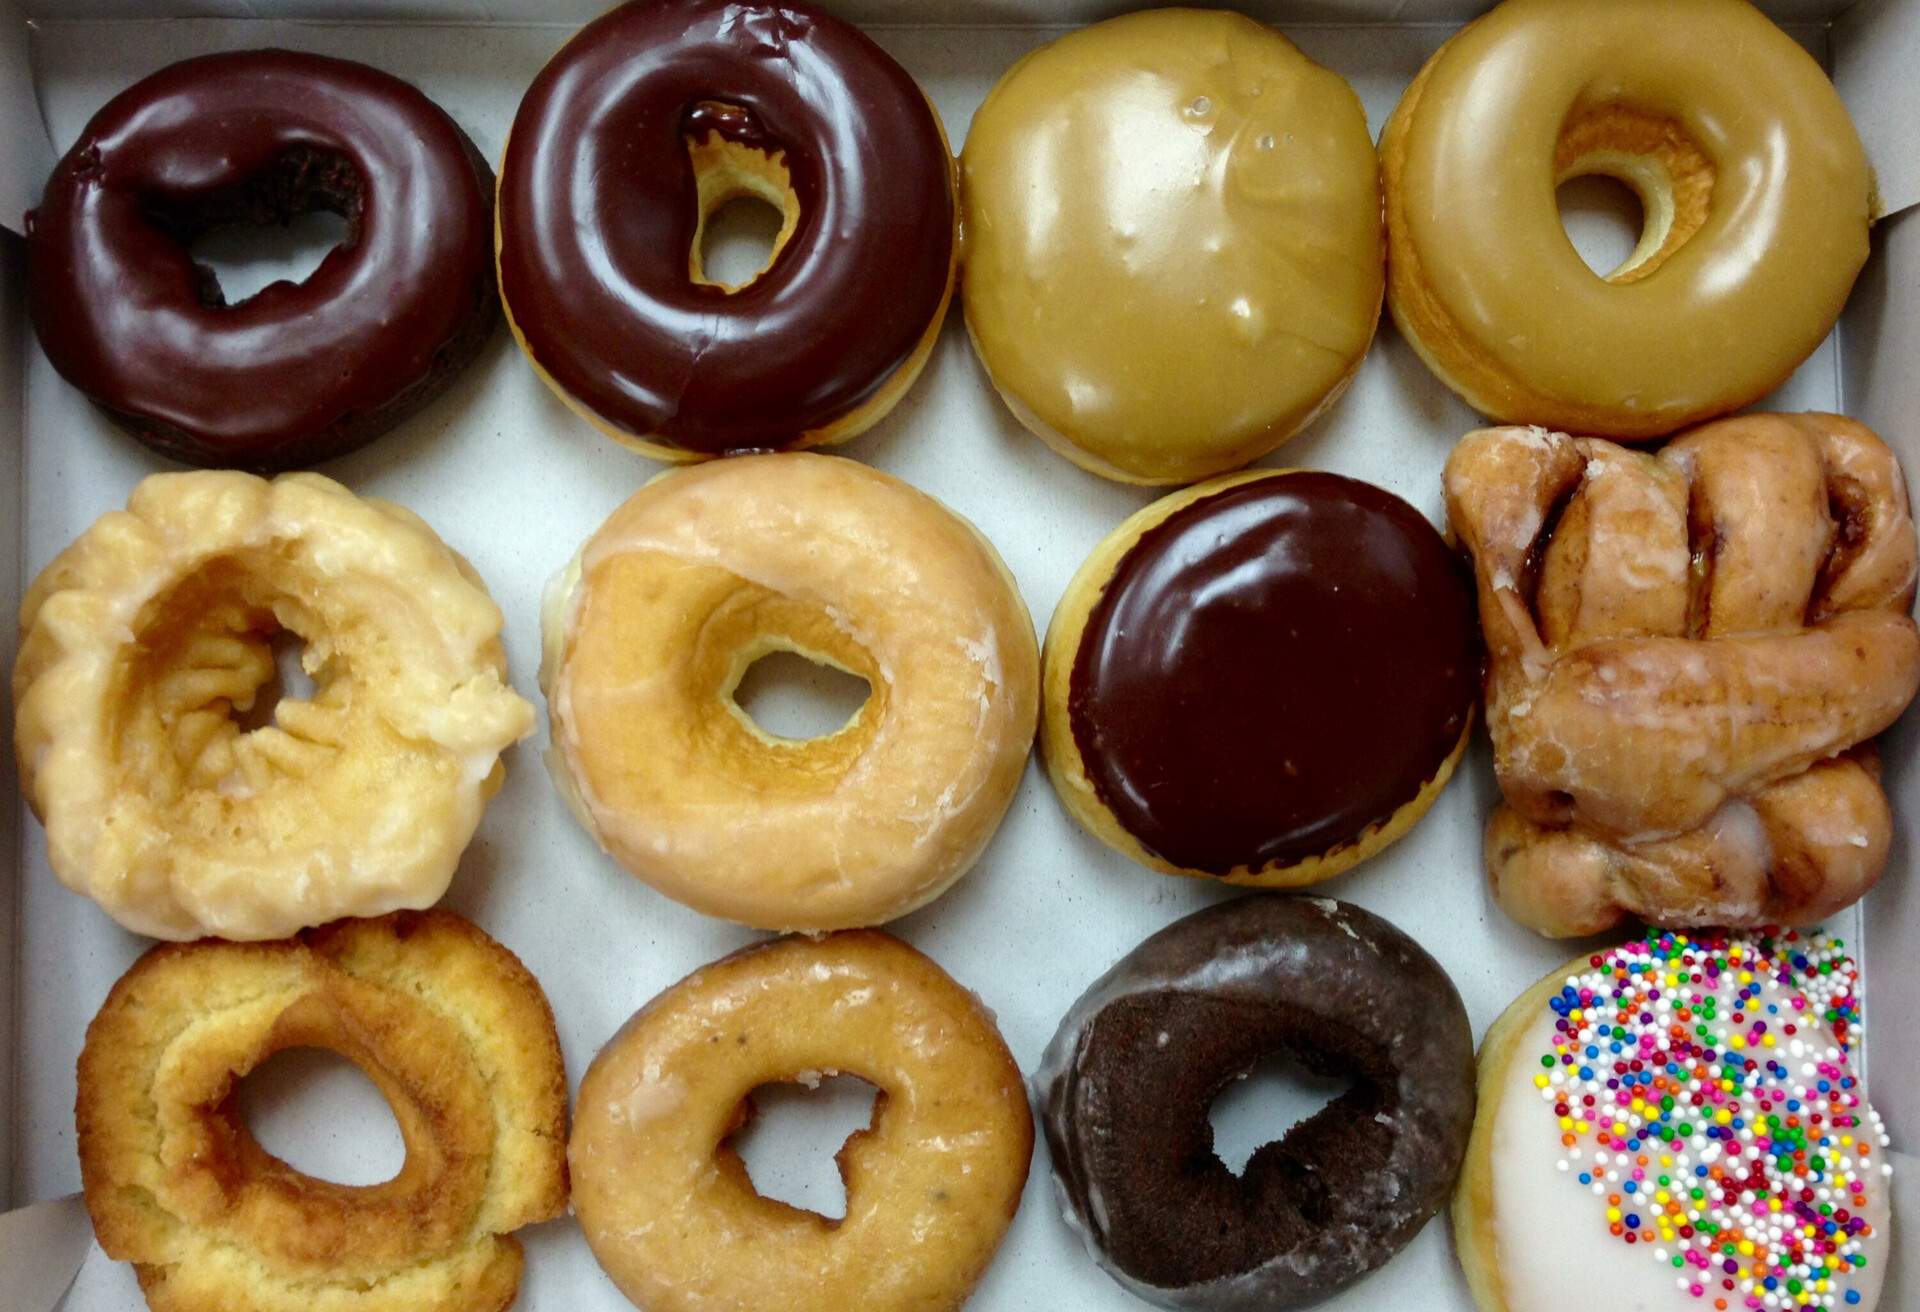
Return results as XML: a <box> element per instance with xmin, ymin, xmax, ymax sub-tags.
<box><xmin>1067</xmin><ymin>472</ymin><xmax>1480</xmax><ymax>873</ymax></box>
<box><xmin>496</xmin><ymin>0</ymin><xmax>955</xmax><ymax>455</ymax></box>
<box><xmin>27</xmin><ymin>49</ymin><xmax>496</xmax><ymax>470</ymax></box>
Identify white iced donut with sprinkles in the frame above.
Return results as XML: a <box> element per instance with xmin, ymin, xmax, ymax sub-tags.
<box><xmin>1455</xmin><ymin>930</ymin><xmax>1892</xmax><ymax>1312</ymax></box>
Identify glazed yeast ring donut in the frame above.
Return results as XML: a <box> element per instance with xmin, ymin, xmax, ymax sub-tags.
<box><xmin>1043</xmin><ymin>469</ymin><xmax>1479</xmax><ymax>884</ymax></box>
<box><xmin>542</xmin><ymin>454</ymin><xmax>1038</xmax><ymax>930</ymax></box>
<box><xmin>13</xmin><ymin>471</ymin><xmax>534</xmax><ymax>941</ymax></box>
<box><xmin>498</xmin><ymin>0</ymin><xmax>957</xmax><ymax>460</ymax></box>
<box><xmin>1039</xmin><ymin>896</ymin><xmax>1477</xmax><ymax>1310</ymax></box>
<box><xmin>77</xmin><ymin>911</ymin><xmax>568</xmax><ymax>1312</ymax></box>
<box><xmin>28</xmin><ymin>50</ymin><xmax>498</xmax><ymax>470</ymax></box>
<box><xmin>570</xmin><ymin>931</ymin><xmax>1032</xmax><ymax>1312</ymax></box>
<box><xmin>1383</xmin><ymin>0</ymin><xmax>1873</xmax><ymax>439</ymax></box>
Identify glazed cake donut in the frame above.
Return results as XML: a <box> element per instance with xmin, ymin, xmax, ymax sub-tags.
<box><xmin>1042</xmin><ymin>469</ymin><xmax>1479</xmax><ymax>883</ymax></box>
<box><xmin>962</xmin><ymin>10</ymin><xmax>1382</xmax><ymax>485</ymax></box>
<box><xmin>1456</xmin><ymin>928</ymin><xmax>1893</xmax><ymax>1312</ymax></box>
<box><xmin>13</xmin><ymin>471</ymin><xmax>534</xmax><ymax>941</ymax></box>
<box><xmin>1382</xmin><ymin>0</ymin><xmax>1873</xmax><ymax>439</ymax></box>
<box><xmin>570</xmin><ymin>931</ymin><xmax>1031</xmax><ymax>1312</ymax></box>
<box><xmin>77</xmin><ymin>910</ymin><xmax>569</xmax><ymax>1312</ymax></box>
<box><xmin>1443</xmin><ymin>416</ymin><xmax>1920</xmax><ymax>936</ymax></box>
<box><xmin>1039</xmin><ymin>895</ymin><xmax>1476</xmax><ymax>1310</ymax></box>
<box><xmin>541</xmin><ymin>453</ymin><xmax>1038</xmax><ymax>930</ymax></box>
<box><xmin>498</xmin><ymin>0</ymin><xmax>957</xmax><ymax>460</ymax></box>
<box><xmin>28</xmin><ymin>50</ymin><xmax>497</xmax><ymax>470</ymax></box>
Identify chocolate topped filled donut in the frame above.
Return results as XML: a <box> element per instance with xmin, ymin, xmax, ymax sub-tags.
<box><xmin>28</xmin><ymin>50</ymin><xmax>497</xmax><ymax>471</ymax></box>
<box><xmin>1042</xmin><ymin>469</ymin><xmax>1481</xmax><ymax>885</ymax></box>
<box><xmin>1038</xmin><ymin>895</ymin><xmax>1477</xmax><ymax>1310</ymax></box>
<box><xmin>497</xmin><ymin>0</ymin><xmax>957</xmax><ymax>460</ymax></box>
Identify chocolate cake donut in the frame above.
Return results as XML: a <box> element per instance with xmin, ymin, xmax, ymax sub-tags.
<box><xmin>27</xmin><ymin>50</ymin><xmax>498</xmax><ymax>471</ymax></box>
<box><xmin>1037</xmin><ymin>895</ymin><xmax>1476</xmax><ymax>1310</ymax></box>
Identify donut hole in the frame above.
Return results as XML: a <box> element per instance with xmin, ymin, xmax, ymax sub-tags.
<box><xmin>727</xmin><ymin>1074</ymin><xmax>881</xmax><ymax>1220</ymax></box>
<box><xmin>731</xmin><ymin>648</ymin><xmax>873</xmax><ymax>742</ymax></box>
<box><xmin>1552</xmin><ymin>104</ymin><xmax>1712</xmax><ymax>284</ymax></box>
<box><xmin>686</xmin><ymin>117</ymin><xmax>801</xmax><ymax>293</ymax></box>
<box><xmin>231</xmin><ymin>628</ymin><xmax>321</xmax><ymax>733</ymax></box>
<box><xmin>235</xmin><ymin>1047</ymin><xmax>406</xmax><ymax>1186</ymax></box>
<box><xmin>1555</xmin><ymin>174</ymin><xmax>1647</xmax><ymax>280</ymax></box>
<box><xmin>141</xmin><ymin>145</ymin><xmax>363</xmax><ymax>309</ymax></box>
<box><xmin>699</xmin><ymin>196</ymin><xmax>787</xmax><ymax>291</ymax></box>
<box><xmin>1208</xmin><ymin>1051</ymin><xmax>1355</xmax><ymax>1177</ymax></box>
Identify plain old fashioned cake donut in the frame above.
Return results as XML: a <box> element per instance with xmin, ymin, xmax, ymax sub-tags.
<box><xmin>1042</xmin><ymin>469</ymin><xmax>1480</xmax><ymax>884</ymax></box>
<box><xmin>1382</xmin><ymin>0</ymin><xmax>1874</xmax><ymax>440</ymax></box>
<box><xmin>541</xmin><ymin>454</ymin><xmax>1038</xmax><ymax>930</ymax></box>
<box><xmin>77</xmin><ymin>910</ymin><xmax>569</xmax><ymax>1312</ymax></box>
<box><xmin>1039</xmin><ymin>895</ymin><xmax>1477</xmax><ymax>1310</ymax></box>
<box><xmin>571</xmin><ymin>931</ymin><xmax>1031</xmax><ymax>1312</ymax></box>
<box><xmin>1457</xmin><ymin>928</ymin><xmax>1894</xmax><ymax>1312</ymax></box>
<box><xmin>13</xmin><ymin>471</ymin><xmax>534</xmax><ymax>941</ymax></box>
<box><xmin>497</xmin><ymin>0</ymin><xmax>957</xmax><ymax>460</ymax></box>
<box><xmin>961</xmin><ymin>9</ymin><xmax>1383</xmax><ymax>486</ymax></box>
<box><xmin>28</xmin><ymin>50</ymin><xmax>498</xmax><ymax>470</ymax></box>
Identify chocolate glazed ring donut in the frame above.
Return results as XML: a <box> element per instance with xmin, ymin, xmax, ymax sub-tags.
<box><xmin>497</xmin><ymin>0</ymin><xmax>958</xmax><ymax>460</ymax></box>
<box><xmin>1038</xmin><ymin>895</ymin><xmax>1477</xmax><ymax>1310</ymax></box>
<box><xmin>27</xmin><ymin>50</ymin><xmax>498</xmax><ymax>471</ymax></box>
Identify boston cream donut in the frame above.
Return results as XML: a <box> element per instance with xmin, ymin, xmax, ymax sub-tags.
<box><xmin>1457</xmin><ymin>928</ymin><xmax>1893</xmax><ymax>1312</ymax></box>
<box><xmin>1383</xmin><ymin>0</ymin><xmax>1873</xmax><ymax>439</ymax></box>
<box><xmin>498</xmin><ymin>0</ymin><xmax>957</xmax><ymax>460</ymax></box>
<box><xmin>571</xmin><ymin>931</ymin><xmax>1030</xmax><ymax>1312</ymax></box>
<box><xmin>13</xmin><ymin>471</ymin><xmax>534</xmax><ymax>941</ymax></box>
<box><xmin>1042</xmin><ymin>469</ymin><xmax>1479</xmax><ymax>883</ymax></box>
<box><xmin>960</xmin><ymin>9</ymin><xmax>1382</xmax><ymax>485</ymax></box>
<box><xmin>542</xmin><ymin>454</ymin><xmax>1038</xmax><ymax>930</ymax></box>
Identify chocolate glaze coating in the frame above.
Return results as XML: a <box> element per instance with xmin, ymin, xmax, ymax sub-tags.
<box><xmin>26</xmin><ymin>50</ymin><xmax>498</xmax><ymax>471</ymax></box>
<box><xmin>496</xmin><ymin>0</ymin><xmax>955</xmax><ymax>455</ymax></box>
<box><xmin>1037</xmin><ymin>895</ymin><xmax>1476</xmax><ymax>1310</ymax></box>
<box><xmin>1068</xmin><ymin>472</ymin><xmax>1480</xmax><ymax>873</ymax></box>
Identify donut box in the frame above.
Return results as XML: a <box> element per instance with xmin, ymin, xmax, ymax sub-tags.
<box><xmin>0</xmin><ymin>1</ymin><xmax>1915</xmax><ymax>1309</ymax></box>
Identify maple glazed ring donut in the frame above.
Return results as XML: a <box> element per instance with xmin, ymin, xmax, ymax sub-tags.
<box><xmin>1038</xmin><ymin>895</ymin><xmax>1477</xmax><ymax>1310</ymax></box>
<box><xmin>27</xmin><ymin>49</ymin><xmax>498</xmax><ymax>470</ymax></box>
<box><xmin>497</xmin><ymin>0</ymin><xmax>958</xmax><ymax>460</ymax></box>
<box><xmin>1381</xmin><ymin>0</ymin><xmax>1873</xmax><ymax>439</ymax></box>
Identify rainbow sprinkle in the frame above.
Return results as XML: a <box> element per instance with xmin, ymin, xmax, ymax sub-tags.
<box><xmin>1533</xmin><ymin>929</ymin><xmax>1891</xmax><ymax>1312</ymax></box>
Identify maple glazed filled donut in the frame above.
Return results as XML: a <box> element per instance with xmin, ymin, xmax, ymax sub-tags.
<box><xmin>77</xmin><ymin>911</ymin><xmax>569</xmax><ymax>1312</ymax></box>
<box><xmin>497</xmin><ymin>0</ymin><xmax>957</xmax><ymax>460</ymax></box>
<box><xmin>541</xmin><ymin>453</ymin><xmax>1038</xmax><ymax>930</ymax></box>
<box><xmin>1042</xmin><ymin>469</ymin><xmax>1479</xmax><ymax>884</ymax></box>
<box><xmin>1457</xmin><ymin>928</ymin><xmax>1894</xmax><ymax>1312</ymax></box>
<box><xmin>570</xmin><ymin>930</ymin><xmax>1032</xmax><ymax>1312</ymax></box>
<box><xmin>1382</xmin><ymin>0</ymin><xmax>1873</xmax><ymax>439</ymax></box>
<box><xmin>1039</xmin><ymin>895</ymin><xmax>1477</xmax><ymax>1309</ymax></box>
<box><xmin>27</xmin><ymin>50</ymin><xmax>498</xmax><ymax>470</ymax></box>
<box><xmin>12</xmin><ymin>471</ymin><xmax>534</xmax><ymax>941</ymax></box>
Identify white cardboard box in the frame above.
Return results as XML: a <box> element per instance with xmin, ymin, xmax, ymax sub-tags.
<box><xmin>0</xmin><ymin>2</ymin><xmax>1913</xmax><ymax>1309</ymax></box>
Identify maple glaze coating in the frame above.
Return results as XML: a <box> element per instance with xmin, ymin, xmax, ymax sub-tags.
<box><xmin>1044</xmin><ymin>470</ymin><xmax>1478</xmax><ymax>881</ymax></box>
<box><xmin>497</xmin><ymin>0</ymin><xmax>956</xmax><ymax>457</ymax></box>
<box><xmin>1382</xmin><ymin>0</ymin><xmax>1872</xmax><ymax>438</ymax></box>
<box><xmin>961</xmin><ymin>9</ymin><xmax>1382</xmax><ymax>485</ymax></box>
<box><xmin>27</xmin><ymin>50</ymin><xmax>497</xmax><ymax>470</ymax></box>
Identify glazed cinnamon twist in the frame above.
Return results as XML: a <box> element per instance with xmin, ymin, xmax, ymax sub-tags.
<box><xmin>1444</xmin><ymin>414</ymin><xmax>1920</xmax><ymax>936</ymax></box>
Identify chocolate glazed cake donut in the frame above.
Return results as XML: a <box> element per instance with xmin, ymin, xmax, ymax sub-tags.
<box><xmin>27</xmin><ymin>50</ymin><xmax>498</xmax><ymax>471</ymax></box>
<box><xmin>1038</xmin><ymin>895</ymin><xmax>1477</xmax><ymax>1310</ymax></box>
